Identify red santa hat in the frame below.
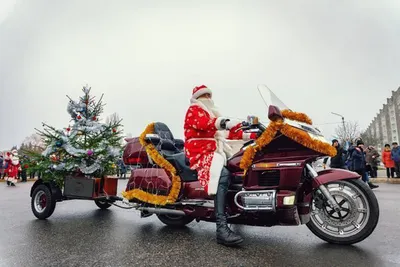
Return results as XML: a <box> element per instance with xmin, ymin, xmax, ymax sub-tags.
<box><xmin>192</xmin><ymin>85</ymin><xmax>212</xmax><ymax>100</ymax></box>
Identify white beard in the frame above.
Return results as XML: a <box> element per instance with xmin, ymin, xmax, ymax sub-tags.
<box><xmin>196</xmin><ymin>98</ymin><xmax>222</xmax><ymax>118</ymax></box>
<box><xmin>11</xmin><ymin>156</ymin><xmax>19</xmax><ymax>165</ymax></box>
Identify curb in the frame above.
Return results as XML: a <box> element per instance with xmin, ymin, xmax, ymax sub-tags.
<box><xmin>0</xmin><ymin>177</ymin><xmax>127</xmax><ymax>183</ymax></box>
<box><xmin>369</xmin><ymin>178</ymin><xmax>400</xmax><ymax>184</ymax></box>
<box><xmin>0</xmin><ymin>179</ymin><xmax>38</xmax><ymax>183</ymax></box>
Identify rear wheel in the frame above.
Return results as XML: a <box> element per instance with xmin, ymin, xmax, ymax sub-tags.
<box><xmin>31</xmin><ymin>184</ymin><xmax>56</xmax><ymax>220</ymax></box>
<box><xmin>157</xmin><ymin>214</ymin><xmax>194</xmax><ymax>227</ymax></box>
<box><xmin>307</xmin><ymin>179</ymin><xmax>379</xmax><ymax>245</ymax></box>
<box><xmin>94</xmin><ymin>200</ymin><xmax>112</xmax><ymax>209</ymax></box>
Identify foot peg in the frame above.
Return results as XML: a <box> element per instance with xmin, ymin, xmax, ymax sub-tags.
<box><xmin>140</xmin><ymin>210</ymin><xmax>153</xmax><ymax>218</ymax></box>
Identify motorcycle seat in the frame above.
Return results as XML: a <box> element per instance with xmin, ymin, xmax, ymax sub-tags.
<box><xmin>165</xmin><ymin>152</ymin><xmax>198</xmax><ymax>182</ymax></box>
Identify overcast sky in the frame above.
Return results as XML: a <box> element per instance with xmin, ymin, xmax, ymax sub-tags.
<box><xmin>0</xmin><ymin>0</ymin><xmax>399</xmax><ymax>150</ymax></box>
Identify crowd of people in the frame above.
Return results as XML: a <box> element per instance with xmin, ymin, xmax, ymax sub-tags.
<box><xmin>324</xmin><ymin>139</ymin><xmax>400</xmax><ymax>189</ymax></box>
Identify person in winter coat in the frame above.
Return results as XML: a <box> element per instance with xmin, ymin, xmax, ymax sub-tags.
<box><xmin>391</xmin><ymin>142</ymin><xmax>400</xmax><ymax>177</ymax></box>
<box><xmin>382</xmin><ymin>144</ymin><xmax>395</xmax><ymax>178</ymax></box>
<box><xmin>365</xmin><ymin>146</ymin><xmax>380</xmax><ymax>178</ymax></box>
<box><xmin>345</xmin><ymin>142</ymin><xmax>355</xmax><ymax>171</ymax></box>
<box><xmin>323</xmin><ymin>139</ymin><xmax>347</xmax><ymax>169</ymax></box>
<box><xmin>2</xmin><ymin>152</ymin><xmax>11</xmax><ymax>180</ymax></box>
<box><xmin>116</xmin><ymin>158</ymin><xmax>127</xmax><ymax>179</ymax></box>
<box><xmin>20</xmin><ymin>155</ymin><xmax>29</xmax><ymax>182</ymax></box>
<box><xmin>352</xmin><ymin>140</ymin><xmax>379</xmax><ymax>189</ymax></box>
<box><xmin>0</xmin><ymin>154</ymin><xmax>3</xmax><ymax>179</ymax></box>
<box><xmin>184</xmin><ymin>85</ymin><xmax>258</xmax><ymax>247</ymax></box>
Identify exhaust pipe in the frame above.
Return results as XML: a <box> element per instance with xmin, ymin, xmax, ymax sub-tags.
<box><xmin>138</xmin><ymin>207</ymin><xmax>185</xmax><ymax>216</ymax></box>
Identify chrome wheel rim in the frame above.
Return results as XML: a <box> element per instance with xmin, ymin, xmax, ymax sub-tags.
<box><xmin>310</xmin><ymin>181</ymin><xmax>370</xmax><ymax>238</ymax></box>
<box><xmin>34</xmin><ymin>191</ymin><xmax>47</xmax><ymax>213</ymax></box>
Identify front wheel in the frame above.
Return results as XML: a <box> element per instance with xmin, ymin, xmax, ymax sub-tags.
<box><xmin>31</xmin><ymin>184</ymin><xmax>57</xmax><ymax>220</ymax></box>
<box><xmin>307</xmin><ymin>179</ymin><xmax>379</xmax><ymax>245</ymax></box>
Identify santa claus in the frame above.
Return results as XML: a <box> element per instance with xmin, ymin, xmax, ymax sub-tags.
<box><xmin>184</xmin><ymin>85</ymin><xmax>258</xmax><ymax>246</ymax></box>
<box><xmin>5</xmin><ymin>150</ymin><xmax>20</xmax><ymax>186</ymax></box>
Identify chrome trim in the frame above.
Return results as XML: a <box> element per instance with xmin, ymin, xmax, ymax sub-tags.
<box><xmin>306</xmin><ymin>163</ymin><xmax>318</xmax><ymax>178</ymax></box>
<box><xmin>138</xmin><ymin>207</ymin><xmax>186</xmax><ymax>216</ymax></box>
<box><xmin>234</xmin><ymin>190</ymin><xmax>276</xmax><ymax>211</ymax></box>
<box><xmin>276</xmin><ymin>162</ymin><xmax>301</xmax><ymax>167</ymax></box>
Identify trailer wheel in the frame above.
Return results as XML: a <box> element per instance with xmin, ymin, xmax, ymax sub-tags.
<box><xmin>31</xmin><ymin>184</ymin><xmax>56</xmax><ymax>220</ymax></box>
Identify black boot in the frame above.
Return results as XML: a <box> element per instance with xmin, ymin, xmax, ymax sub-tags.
<box><xmin>368</xmin><ymin>182</ymin><xmax>379</xmax><ymax>189</ymax></box>
<box><xmin>215</xmin><ymin>167</ymin><xmax>243</xmax><ymax>247</ymax></box>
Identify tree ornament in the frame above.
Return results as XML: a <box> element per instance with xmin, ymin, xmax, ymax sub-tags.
<box><xmin>87</xmin><ymin>149</ymin><xmax>94</xmax><ymax>156</ymax></box>
<box><xmin>77</xmin><ymin>115</ymin><xmax>82</xmax><ymax>120</ymax></box>
<box><xmin>112</xmin><ymin>128</ymin><xmax>117</xmax><ymax>133</ymax></box>
<box><xmin>50</xmin><ymin>154</ymin><xmax>58</xmax><ymax>162</ymax></box>
<box><xmin>66</xmin><ymin>127</ymin><xmax>71</xmax><ymax>132</ymax></box>
<box><xmin>55</xmin><ymin>140</ymin><xmax>63</xmax><ymax>147</ymax></box>
<box><xmin>92</xmin><ymin>116</ymin><xmax>97</xmax><ymax>121</ymax></box>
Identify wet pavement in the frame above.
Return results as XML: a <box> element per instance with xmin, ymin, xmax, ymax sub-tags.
<box><xmin>0</xmin><ymin>180</ymin><xmax>399</xmax><ymax>267</ymax></box>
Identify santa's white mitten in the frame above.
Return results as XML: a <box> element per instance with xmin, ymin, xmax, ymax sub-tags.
<box><xmin>225</xmin><ymin>120</ymin><xmax>240</xmax><ymax>130</ymax></box>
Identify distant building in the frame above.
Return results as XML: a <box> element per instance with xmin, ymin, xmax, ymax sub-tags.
<box><xmin>365</xmin><ymin>86</ymin><xmax>400</xmax><ymax>151</ymax></box>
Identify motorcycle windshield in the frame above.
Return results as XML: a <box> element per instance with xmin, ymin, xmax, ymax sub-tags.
<box><xmin>257</xmin><ymin>84</ymin><xmax>327</xmax><ymax>141</ymax></box>
<box><xmin>257</xmin><ymin>84</ymin><xmax>290</xmax><ymax>112</ymax></box>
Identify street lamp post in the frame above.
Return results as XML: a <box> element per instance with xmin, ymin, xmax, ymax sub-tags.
<box><xmin>332</xmin><ymin>112</ymin><xmax>346</xmax><ymax>141</ymax></box>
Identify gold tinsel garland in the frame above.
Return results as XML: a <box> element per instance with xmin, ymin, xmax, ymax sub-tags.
<box><xmin>122</xmin><ymin>123</ymin><xmax>182</xmax><ymax>205</ymax></box>
<box><xmin>239</xmin><ymin>111</ymin><xmax>336</xmax><ymax>171</ymax></box>
<box><xmin>281</xmin><ymin>109</ymin><xmax>313</xmax><ymax>125</ymax></box>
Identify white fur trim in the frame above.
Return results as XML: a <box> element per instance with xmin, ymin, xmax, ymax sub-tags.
<box><xmin>215</xmin><ymin>117</ymin><xmax>225</xmax><ymax>130</ymax></box>
<box><xmin>226</xmin><ymin>140</ymin><xmax>245</xmax><ymax>155</ymax></box>
<box><xmin>190</xmin><ymin>99</ymin><xmax>214</xmax><ymax>118</ymax></box>
<box><xmin>190</xmin><ymin>98</ymin><xmax>223</xmax><ymax>118</ymax></box>
<box><xmin>207</xmin><ymin>152</ymin><xmax>225</xmax><ymax>196</ymax></box>
<box><xmin>192</xmin><ymin>87</ymin><xmax>212</xmax><ymax>100</ymax></box>
<box><xmin>242</xmin><ymin>132</ymin><xmax>253</xmax><ymax>141</ymax></box>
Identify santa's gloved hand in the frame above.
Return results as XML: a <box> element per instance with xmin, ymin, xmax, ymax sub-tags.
<box><xmin>216</xmin><ymin>118</ymin><xmax>230</xmax><ymax>129</ymax></box>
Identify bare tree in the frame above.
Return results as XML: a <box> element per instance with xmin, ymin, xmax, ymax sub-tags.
<box><xmin>360</xmin><ymin>131</ymin><xmax>381</xmax><ymax>147</ymax></box>
<box><xmin>19</xmin><ymin>133</ymin><xmax>46</xmax><ymax>155</ymax></box>
<box><xmin>106</xmin><ymin>112</ymin><xmax>120</xmax><ymax>126</ymax></box>
<box><xmin>334</xmin><ymin>121</ymin><xmax>361</xmax><ymax>144</ymax></box>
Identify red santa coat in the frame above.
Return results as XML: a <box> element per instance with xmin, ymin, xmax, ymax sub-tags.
<box><xmin>5</xmin><ymin>153</ymin><xmax>20</xmax><ymax>184</ymax></box>
<box><xmin>184</xmin><ymin>99</ymin><xmax>256</xmax><ymax>195</ymax></box>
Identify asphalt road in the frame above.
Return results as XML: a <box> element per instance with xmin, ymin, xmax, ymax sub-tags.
<box><xmin>0</xmin><ymin>180</ymin><xmax>399</xmax><ymax>267</ymax></box>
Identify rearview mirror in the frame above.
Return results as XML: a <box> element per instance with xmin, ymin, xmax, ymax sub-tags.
<box><xmin>247</xmin><ymin>116</ymin><xmax>259</xmax><ymax>125</ymax></box>
<box><xmin>268</xmin><ymin>105</ymin><xmax>283</xmax><ymax>121</ymax></box>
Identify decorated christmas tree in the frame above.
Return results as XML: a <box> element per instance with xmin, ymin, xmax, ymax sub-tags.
<box><xmin>25</xmin><ymin>85</ymin><xmax>123</xmax><ymax>186</ymax></box>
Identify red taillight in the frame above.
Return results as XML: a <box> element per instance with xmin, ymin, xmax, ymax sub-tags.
<box><xmin>126</xmin><ymin>157</ymin><xmax>145</xmax><ymax>164</ymax></box>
